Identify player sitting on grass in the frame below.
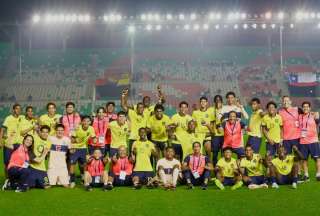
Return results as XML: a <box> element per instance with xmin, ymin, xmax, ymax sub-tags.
<box><xmin>269</xmin><ymin>145</ymin><xmax>303</xmax><ymax>189</ymax></box>
<box><xmin>105</xmin><ymin>145</ymin><xmax>134</xmax><ymax>190</ymax></box>
<box><xmin>182</xmin><ymin>141</ymin><xmax>213</xmax><ymax>190</ymax></box>
<box><xmin>214</xmin><ymin>147</ymin><xmax>243</xmax><ymax>190</ymax></box>
<box><xmin>131</xmin><ymin>127</ymin><xmax>158</xmax><ymax>189</ymax></box>
<box><xmin>240</xmin><ymin>145</ymin><xmax>268</xmax><ymax>189</ymax></box>
<box><xmin>156</xmin><ymin>146</ymin><xmax>181</xmax><ymax>190</ymax></box>
<box><xmin>84</xmin><ymin>148</ymin><xmax>109</xmax><ymax>191</ymax></box>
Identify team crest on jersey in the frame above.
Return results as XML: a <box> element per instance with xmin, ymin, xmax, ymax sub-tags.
<box><xmin>37</xmin><ymin>145</ymin><xmax>44</xmax><ymax>153</ymax></box>
<box><xmin>145</xmin><ymin>143</ymin><xmax>149</xmax><ymax>148</ymax></box>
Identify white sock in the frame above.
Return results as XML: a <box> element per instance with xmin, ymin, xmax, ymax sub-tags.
<box><xmin>172</xmin><ymin>168</ymin><xmax>179</xmax><ymax>186</ymax></box>
<box><xmin>305</xmin><ymin>172</ymin><xmax>309</xmax><ymax>177</ymax></box>
<box><xmin>159</xmin><ymin>169</ymin><xmax>167</xmax><ymax>185</ymax></box>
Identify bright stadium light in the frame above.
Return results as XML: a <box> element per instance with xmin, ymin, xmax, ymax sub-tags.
<box><xmin>44</xmin><ymin>14</ymin><xmax>52</xmax><ymax>22</ymax></box>
<box><xmin>295</xmin><ymin>11</ymin><xmax>304</xmax><ymax>20</ymax></box>
<box><xmin>156</xmin><ymin>24</ymin><xmax>162</xmax><ymax>30</ymax></box>
<box><xmin>278</xmin><ymin>12</ymin><xmax>284</xmax><ymax>20</ymax></box>
<box><xmin>128</xmin><ymin>25</ymin><xmax>135</xmax><ymax>33</ymax></box>
<box><xmin>215</xmin><ymin>24</ymin><xmax>220</xmax><ymax>29</ymax></box>
<box><xmin>183</xmin><ymin>24</ymin><xmax>190</xmax><ymax>30</ymax></box>
<box><xmin>78</xmin><ymin>15</ymin><xmax>84</xmax><ymax>22</ymax></box>
<box><xmin>241</xmin><ymin>13</ymin><xmax>247</xmax><ymax>20</ymax></box>
<box><xmin>146</xmin><ymin>24</ymin><xmax>152</xmax><ymax>31</ymax></box>
<box><xmin>179</xmin><ymin>14</ymin><xmax>185</xmax><ymax>20</ymax></box>
<box><xmin>203</xmin><ymin>23</ymin><xmax>209</xmax><ymax>30</ymax></box>
<box><xmin>243</xmin><ymin>23</ymin><xmax>248</xmax><ymax>29</ymax></box>
<box><xmin>209</xmin><ymin>12</ymin><xmax>215</xmax><ymax>20</ymax></box>
<box><xmin>271</xmin><ymin>23</ymin><xmax>276</xmax><ymax>29</ymax></box>
<box><xmin>310</xmin><ymin>12</ymin><xmax>316</xmax><ymax>19</ymax></box>
<box><xmin>261</xmin><ymin>23</ymin><xmax>266</xmax><ymax>29</ymax></box>
<box><xmin>317</xmin><ymin>13</ymin><xmax>320</xmax><ymax>19</ymax></box>
<box><xmin>265</xmin><ymin>11</ymin><xmax>272</xmax><ymax>20</ymax></box>
<box><xmin>233</xmin><ymin>24</ymin><xmax>238</xmax><ymax>29</ymax></box>
<box><xmin>166</xmin><ymin>14</ymin><xmax>172</xmax><ymax>20</ymax></box>
<box><xmin>154</xmin><ymin>13</ymin><xmax>160</xmax><ymax>21</ymax></box>
<box><xmin>58</xmin><ymin>14</ymin><xmax>65</xmax><ymax>22</ymax></box>
<box><xmin>147</xmin><ymin>13</ymin><xmax>154</xmax><ymax>21</ymax></box>
<box><xmin>290</xmin><ymin>23</ymin><xmax>294</xmax><ymax>28</ymax></box>
<box><xmin>84</xmin><ymin>14</ymin><xmax>90</xmax><ymax>22</ymax></box>
<box><xmin>317</xmin><ymin>23</ymin><xmax>320</xmax><ymax>28</ymax></box>
<box><xmin>71</xmin><ymin>14</ymin><xmax>77</xmax><ymax>22</ymax></box>
<box><xmin>193</xmin><ymin>24</ymin><xmax>200</xmax><ymax>30</ymax></box>
<box><xmin>190</xmin><ymin>13</ymin><xmax>196</xmax><ymax>20</ymax></box>
<box><xmin>32</xmin><ymin>14</ymin><xmax>40</xmax><ymax>23</ymax></box>
<box><xmin>141</xmin><ymin>14</ymin><xmax>146</xmax><ymax>20</ymax></box>
<box><xmin>252</xmin><ymin>23</ymin><xmax>257</xmax><ymax>29</ymax></box>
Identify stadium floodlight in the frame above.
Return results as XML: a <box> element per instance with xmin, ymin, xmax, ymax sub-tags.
<box><xmin>58</xmin><ymin>14</ymin><xmax>65</xmax><ymax>22</ymax></box>
<box><xmin>190</xmin><ymin>13</ymin><xmax>196</xmax><ymax>20</ymax></box>
<box><xmin>154</xmin><ymin>14</ymin><xmax>160</xmax><ymax>21</ymax></box>
<box><xmin>290</xmin><ymin>23</ymin><xmax>294</xmax><ymax>28</ymax></box>
<box><xmin>317</xmin><ymin>13</ymin><xmax>320</xmax><ymax>19</ymax></box>
<box><xmin>115</xmin><ymin>14</ymin><xmax>122</xmax><ymax>21</ymax></box>
<box><xmin>243</xmin><ymin>23</ymin><xmax>248</xmax><ymax>29</ymax></box>
<box><xmin>234</xmin><ymin>24</ymin><xmax>238</xmax><ymax>29</ymax></box>
<box><xmin>65</xmin><ymin>14</ymin><xmax>71</xmax><ymax>22</ymax></box>
<box><xmin>271</xmin><ymin>23</ymin><xmax>276</xmax><ymax>29</ymax></box>
<box><xmin>78</xmin><ymin>15</ymin><xmax>84</xmax><ymax>22</ymax></box>
<box><xmin>241</xmin><ymin>13</ymin><xmax>247</xmax><ymax>20</ymax></box>
<box><xmin>215</xmin><ymin>24</ymin><xmax>220</xmax><ymax>29</ymax></box>
<box><xmin>295</xmin><ymin>11</ymin><xmax>304</xmax><ymax>20</ymax></box>
<box><xmin>203</xmin><ymin>23</ymin><xmax>209</xmax><ymax>30</ymax></box>
<box><xmin>265</xmin><ymin>11</ymin><xmax>272</xmax><ymax>20</ymax></box>
<box><xmin>193</xmin><ymin>24</ymin><xmax>200</xmax><ymax>30</ymax></box>
<box><xmin>179</xmin><ymin>14</ymin><xmax>185</xmax><ymax>20</ymax></box>
<box><xmin>310</xmin><ymin>12</ymin><xmax>316</xmax><ymax>19</ymax></box>
<box><xmin>128</xmin><ymin>25</ymin><xmax>135</xmax><ymax>33</ymax></box>
<box><xmin>156</xmin><ymin>25</ymin><xmax>162</xmax><ymax>30</ymax></box>
<box><xmin>318</xmin><ymin>23</ymin><xmax>320</xmax><ymax>28</ymax></box>
<box><xmin>32</xmin><ymin>14</ymin><xmax>40</xmax><ymax>23</ymax></box>
<box><xmin>252</xmin><ymin>23</ymin><xmax>257</xmax><ymax>29</ymax></box>
<box><xmin>209</xmin><ymin>12</ymin><xmax>215</xmax><ymax>20</ymax></box>
<box><xmin>147</xmin><ymin>13</ymin><xmax>154</xmax><ymax>21</ymax></box>
<box><xmin>146</xmin><ymin>24</ymin><xmax>152</xmax><ymax>31</ymax></box>
<box><xmin>261</xmin><ymin>23</ymin><xmax>266</xmax><ymax>29</ymax></box>
<box><xmin>278</xmin><ymin>12</ymin><xmax>284</xmax><ymax>20</ymax></box>
<box><xmin>183</xmin><ymin>24</ymin><xmax>190</xmax><ymax>30</ymax></box>
<box><xmin>71</xmin><ymin>14</ymin><xmax>77</xmax><ymax>22</ymax></box>
<box><xmin>166</xmin><ymin>14</ymin><xmax>172</xmax><ymax>20</ymax></box>
<box><xmin>141</xmin><ymin>14</ymin><xmax>146</xmax><ymax>20</ymax></box>
<box><xmin>84</xmin><ymin>14</ymin><xmax>90</xmax><ymax>22</ymax></box>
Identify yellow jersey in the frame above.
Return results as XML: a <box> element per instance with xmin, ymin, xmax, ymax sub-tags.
<box><xmin>216</xmin><ymin>157</ymin><xmax>238</xmax><ymax>178</ymax></box>
<box><xmin>132</xmin><ymin>140</ymin><xmax>155</xmax><ymax>172</ymax></box>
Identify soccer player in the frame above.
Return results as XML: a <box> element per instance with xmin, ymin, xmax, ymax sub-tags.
<box><xmin>279</xmin><ymin>96</ymin><xmax>301</xmax><ymax>154</ymax></box>
<box><xmin>131</xmin><ymin>127</ymin><xmax>158</xmax><ymax>189</ymax></box>
<box><xmin>138</xmin><ymin>85</ymin><xmax>166</xmax><ymax>117</ymax></box>
<box><xmin>298</xmin><ymin>101</ymin><xmax>320</xmax><ymax>181</ymax></box>
<box><xmin>20</xmin><ymin>106</ymin><xmax>39</xmax><ymax>138</ymax></box>
<box><xmin>28</xmin><ymin>125</ymin><xmax>51</xmax><ymax>189</ymax></box>
<box><xmin>156</xmin><ymin>146</ymin><xmax>181</xmax><ymax>190</ymax></box>
<box><xmin>240</xmin><ymin>145</ymin><xmax>268</xmax><ymax>189</ymax></box>
<box><xmin>176</xmin><ymin>120</ymin><xmax>205</xmax><ymax>161</ymax></box>
<box><xmin>262</xmin><ymin>102</ymin><xmax>283</xmax><ymax>156</ymax></box>
<box><xmin>4</xmin><ymin>134</ymin><xmax>34</xmax><ymax>192</ymax></box>
<box><xmin>218</xmin><ymin>111</ymin><xmax>246</xmax><ymax>159</ymax></box>
<box><xmin>47</xmin><ymin>124</ymin><xmax>70</xmax><ymax>187</ymax></box>
<box><xmin>105</xmin><ymin>101</ymin><xmax>118</xmax><ymax>155</ymax></box>
<box><xmin>146</xmin><ymin>104</ymin><xmax>172</xmax><ymax>158</ymax></box>
<box><xmin>69</xmin><ymin>116</ymin><xmax>96</xmax><ymax>188</ymax></box>
<box><xmin>191</xmin><ymin>96</ymin><xmax>215</xmax><ymax>156</ymax></box>
<box><xmin>171</xmin><ymin>101</ymin><xmax>193</xmax><ymax>161</ymax></box>
<box><xmin>109</xmin><ymin>111</ymin><xmax>129</xmax><ymax>157</ymax></box>
<box><xmin>0</xmin><ymin>104</ymin><xmax>24</xmax><ymax>180</ymax></box>
<box><xmin>39</xmin><ymin>102</ymin><xmax>62</xmax><ymax>135</ymax></box>
<box><xmin>182</xmin><ymin>142</ymin><xmax>212</xmax><ymax>190</ymax></box>
<box><xmin>247</xmin><ymin>98</ymin><xmax>264</xmax><ymax>153</ymax></box>
<box><xmin>219</xmin><ymin>91</ymin><xmax>249</xmax><ymax>122</ymax></box>
<box><xmin>269</xmin><ymin>145</ymin><xmax>303</xmax><ymax>189</ymax></box>
<box><xmin>106</xmin><ymin>145</ymin><xmax>134</xmax><ymax>190</ymax></box>
<box><xmin>212</xmin><ymin>95</ymin><xmax>224</xmax><ymax>166</ymax></box>
<box><xmin>90</xmin><ymin>107</ymin><xmax>109</xmax><ymax>156</ymax></box>
<box><xmin>214</xmin><ymin>147</ymin><xmax>243</xmax><ymax>190</ymax></box>
<box><xmin>121</xmin><ymin>89</ymin><xmax>147</xmax><ymax>152</ymax></box>
<box><xmin>61</xmin><ymin>102</ymin><xmax>81</xmax><ymax>137</ymax></box>
<box><xmin>84</xmin><ymin>148</ymin><xmax>109</xmax><ymax>191</ymax></box>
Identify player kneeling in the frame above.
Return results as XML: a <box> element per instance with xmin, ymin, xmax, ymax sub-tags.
<box><xmin>240</xmin><ymin>145</ymin><xmax>268</xmax><ymax>189</ymax></box>
<box><xmin>269</xmin><ymin>145</ymin><xmax>303</xmax><ymax>189</ymax></box>
<box><xmin>105</xmin><ymin>145</ymin><xmax>134</xmax><ymax>190</ymax></box>
<box><xmin>182</xmin><ymin>142</ymin><xmax>213</xmax><ymax>190</ymax></box>
<box><xmin>156</xmin><ymin>146</ymin><xmax>181</xmax><ymax>190</ymax></box>
<box><xmin>84</xmin><ymin>148</ymin><xmax>109</xmax><ymax>191</ymax></box>
<box><xmin>214</xmin><ymin>147</ymin><xmax>243</xmax><ymax>190</ymax></box>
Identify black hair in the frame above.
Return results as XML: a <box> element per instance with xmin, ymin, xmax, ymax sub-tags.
<box><xmin>228</xmin><ymin>110</ymin><xmax>237</xmax><ymax>117</ymax></box>
<box><xmin>46</xmin><ymin>102</ymin><xmax>56</xmax><ymax>110</ymax></box>
<box><xmin>117</xmin><ymin>111</ymin><xmax>126</xmax><ymax>116</ymax></box>
<box><xmin>22</xmin><ymin>134</ymin><xmax>35</xmax><ymax>151</ymax></box>
<box><xmin>214</xmin><ymin>95</ymin><xmax>223</xmax><ymax>103</ymax></box>
<box><xmin>154</xmin><ymin>104</ymin><xmax>165</xmax><ymax>112</ymax></box>
<box><xmin>266</xmin><ymin>101</ymin><xmax>277</xmax><ymax>109</ymax></box>
<box><xmin>251</xmin><ymin>98</ymin><xmax>261</xmax><ymax>104</ymax></box>
<box><xmin>55</xmin><ymin>123</ymin><xmax>65</xmax><ymax>130</ymax></box>
<box><xmin>13</xmin><ymin>103</ymin><xmax>21</xmax><ymax>110</ymax></box>
<box><xmin>96</xmin><ymin>107</ymin><xmax>105</xmax><ymax>113</ymax></box>
<box><xmin>302</xmin><ymin>101</ymin><xmax>311</xmax><ymax>107</ymax></box>
<box><xmin>66</xmin><ymin>101</ymin><xmax>75</xmax><ymax>108</ymax></box>
<box><xmin>106</xmin><ymin>101</ymin><xmax>115</xmax><ymax>107</ymax></box>
<box><xmin>223</xmin><ymin>147</ymin><xmax>233</xmax><ymax>152</ymax></box>
<box><xmin>40</xmin><ymin>125</ymin><xmax>51</xmax><ymax>133</ymax></box>
<box><xmin>179</xmin><ymin>101</ymin><xmax>189</xmax><ymax>107</ymax></box>
<box><xmin>25</xmin><ymin>106</ymin><xmax>33</xmax><ymax>112</ymax></box>
<box><xmin>226</xmin><ymin>91</ymin><xmax>236</xmax><ymax>98</ymax></box>
<box><xmin>81</xmin><ymin>115</ymin><xmax>92</xmax><ymax>121</ymax></box>
<box><xmin>165</xmin><ymin>146</ymin><xmax>175</xmax><ymax>152</ymax></box>
<box><xmin>199</xmin><ymin>96</ymin><xmax>208</xmax><ymax>102</ymax></box>
<box><xmin>192</xmin><ymin>141</ymin><xmax>201</xmax><ymax>148</ymax></box>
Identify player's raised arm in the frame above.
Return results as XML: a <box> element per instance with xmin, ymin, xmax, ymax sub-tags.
<box><xmin>157</xmin><ymin>85</ymin><xmax>166</xmax><ymax>105</ymax></box>
<box><xmin>121</xmin><ymin>88</ymin><xmax>132</xmax><ymax>112</ymax></box>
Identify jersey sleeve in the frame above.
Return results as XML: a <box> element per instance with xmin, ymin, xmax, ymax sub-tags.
<box><xmin>183</xmin><ymin>155</ymin><xmax>190</xmax><ymax>164</ymax></box>
<box><xmin>239</xmin><ymin>159</ymin><xmax>245</xmax><ymax>168</ymax></box>
<box><xmin>261</xmin><ymin>117</ymin><xmax>267</xmax><ymax>126</ymax></box>
<box><xmin>2</xmin><ymin>117</ymin><xmax>9</xmax><ymax>128</ymax></box>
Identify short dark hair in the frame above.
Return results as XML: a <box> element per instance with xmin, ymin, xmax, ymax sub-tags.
<box><xmin>251</xmin><ymin>98</ymin><xmax>261</xmax><ymax>104</ymax></box>
<box><xmin>199</xmin><ymin>96</ymin><xmax>208</xmax><ymax>102</ymax></box>
<box><xmin>179</xmin><ymin>101</ymin><xmax>189</xmax><ymax>107</ymax></box>
<box><xmin>223</xmin><ymin>147</ymin><xmax>233</xmax><ymax>152</ymax></box>
<box><xmin>302</xmin><ymin>101</ymin><xmax>311</xmax><ymax>107</ymax></box>
<box><xmin>228</xmin><ymin>111</ymin><xmax>237</xmax><ymax>117</ymax></box>
<box><xmin>66</xmin><ymin>102</ymin><xmax>75</xmax><ymax>108</ymax></box>
<box><xmin>245</xmin><ymin>145</ymin><xmax>253</xmax><ymax>150</ymax></box>
<box><xmin>136</xmin><ymin>102</ymin><xmax>144</xmax><ymax>107</ymax></box>
<box><xmin>25</xmin><ymin>106</ymin><xmax>33</xmax><ymax>112</ymax></box>
<box><xmin>213</xmin><ymin>95</ymin><xmax>223</xmax><ymax>103</ymax></box>
<box><xmin>96</xmin><ymin>107</ymin><xmax>105</xmax><ymax>113</ymax></box>
<box><xmin>13</xmin><ymin>103</ymin><xmax>21</xmax><ymax>110</ymax></box>
<box><xmin>266</xmin><ymin>101</ymin><xmax>277</xmax><ymax>109</ymax></box>
<box><xmin>117</xmin><ymin>111</ymin><xmax>126</xmax><ymax>116</ymax></box>
<box><xmin>46</xmin><ymin>102</ymin><xmax>56</xmax><ymax>110</ymax></box>
<box><xmin>55</xmin><ymin>123</ymin><xmax>65</xmax><ymax>130</ymax></box>
<box><xmin>106</xmin><ymin>101</ymin><xmax>115</xmax><ymax>107</ymax></box>
<box><xmin>138</xmin><ymin>127</ymin><xmax>146</xmax><ymax>133</ymax></box>
<box><xmin>165</xmin><ymin>146</ymin><xmax>175</xmax><ymax>152</ymax></box>
<box><xmin>192</xmin><ymin>141</ymin><xmax>201</xmax><ymax>148</ymax></box>
<box><xmin>81</xmin><ymin>115</ymin><xmax>92</xmax><ymax>121</ymax></box>
<box><xmin>226</xmin><ymin>91</ymin><xmax>236</xmax><ymax>98</ymax></box>
<box><xmin>154</xmin><ymin>104</ymin><xmax>165</xmax><ymax>112</ymax></box>
<box><xmin>40</xmin><ymin>125</ymin><xmax>51</xmax><ymax>132</ymax></box>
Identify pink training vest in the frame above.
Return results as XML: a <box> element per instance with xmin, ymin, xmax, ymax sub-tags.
<box><xmin>188</xmin><ymin>155</ymin><xmax>206</xmax><ymax>175</ymax></box>
<box><xmin>87</xmin><ymin>159</ymin><xmax>105</xmax><ymax>177</ymax></box>
<box><xmin>299</xmin><ymin>113</ymin><xmax>319</xmax><ymax>145</ymax></box>
<box><xmin>61</xmin><ymin>113</ymin><xmax>81</xmax><ymax>137</ymax></box>
<box><xmin>7</xmin><ymin>145</ymin><xmax>29</xmax><ymax>170</ymax></box>
<box><xmin>223</xmin><ymin>120</ymin><xmax>243</xmax><ymax>149</ymax></box>
<box><xmin>104</xmin><ymin>114</ymin><xmax>117</xmax><ymax>145</ymax></box>
<box><xmin>279</xmin><ymin>107</ymin><xmax>300</xmax><ymax>140</ymax></box>
<box><xmin>111</xmin><ymin>157</ymin><xmax>133</xmax><ymax>176</ymax></box>
<box><xmin>90</xmin><ymin>117</ymin><xmax>109</xmax><ymax>147</ymax></box>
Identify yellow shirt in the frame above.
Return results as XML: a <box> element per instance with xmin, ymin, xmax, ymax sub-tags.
<box><xmin>134</xmin><ymin>104</ymin><xmax>155</xmax><ymax>117</ymax></box>
<box><xmin>147</xmin><ymin>114</ymin><xmax>171</xmax><ymax>142</ymax></box>
<box><xmin>240</xmin><ymin>154</ymin><xmax>264</xmax><ymax>176</ymax></box>
<box><xmin>30</xmin><ymin>135</ymin><xmax>52</xmax><ymax>171</ymax></box>
<box><xmin>132</xmin><ymin>140</ymin><xmax>155</xmax><ymax>172</ymax></box>
<box><xmin>72</xmin><ymin>126</ymin><xmax>95</xmax><ymax>149</ymax></box>
<box><xmin>248</xmin><ymin>109</ymin><xmax>263</xmax><ymax>138</ymax></box>
<box><xmin>176</xmin><ymin>131</ymin><xmax>205</xmax><ymax>160</ymax></box>
<box><xmin>128</xmin><ymin>109</ymin><xmax>147</xmax><ymax>140</ymax></box>
<box><xmin>216</xmin><ymin>157</ymin><xmax>238</xmax><ymax>178</ymax></box>
<box><xmin>2</xmin><ymin>115</ymin><xmax>24</xmax><ymax>146</ymax></box>
<box><xmin>261</xmin><ymin>114</ymin><xmax>283</xmax><ymax>143</ymax></box>
<box><xmin>20</xmin><ymin>117</ymin><xmax>38</xmax><ymax>138</ymax></box>
<box><xmin>192</xmin><ymin>108</ymin><xmax>215</xmax><ymax>136</ymax></box>
<box><xmin>214</xmin><ymin>107</ymin><xmax>224</xmax><ymax>136</ymax></box>
<box><xmin>109</xmin><ymin>121</ymin><xmax>129</xmax><ymax>148</ymax></box>
<box><xmin>171</xmin><ymin>113</ymin><xmax>193</xmax><ymax>137</ymax></box>
<box><xmin>39</xmin><ymin>114</ymin><xmax>62</xmax><ymax>135</ymax></box>
<box><xmin>271</xmin><ymin>155</ymin><xmax>295</xmax><ymax>175</ymax></box>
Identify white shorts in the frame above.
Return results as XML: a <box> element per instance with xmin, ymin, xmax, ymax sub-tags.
<box><xmin>47</xmin><ymin>168</ymin><xmax>69</xmax><ymax>186</ymax></box>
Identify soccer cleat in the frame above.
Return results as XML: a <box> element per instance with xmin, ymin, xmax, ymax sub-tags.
<box><xmin>292</xmin><ymin>182</ymin><xmax>297</xmax><ymax>189</ymax></box>
<box><xmin>201</xmin><ymin>183</ymin><xmax>208</xmax><ymax>190</ymax></box>
<box><xmin>248</xmin><ymin>184</ymin><xmax>259</xmax><ymax>190</ymax></box>
<box><xmin>187</xmin><ymin>182</ymin><xmax>194</xmax><ymax>190</ymax></box>
<box><xmin>14</xmin><ymin>187</ymin><xmax>27</xmax><ymax>193</ymax></box>
<box><xmin>298</xmin><ymin>175</ymin><xmax>309</xmax><ymax>184</ymax></box>
<box><xmin>133</xmin><ymin>184</ymin><xmax>142</xmax><ymax>190</ymax></box>
<box><xmin>104</xmin><ymin>184</ymin><xmax>113</xmax><ymax>191</ymax></box>
<box><xmin>271</xmin><ymin>182</ymin><xmax>279</xmax><ymax>189</ymax></box>
<box><xmin>85</xmin><ymin>185</ymin><xmax>93</xmax><ymax>191</ymax></box>
<box><xmin>260</xmin><ymin>183</ymin><xmax>269</xmax><ymax>189</ymax></box>
<box><xmin>231</xmin><ymin>181</ymin><xmax>243</xmax><ymax>190</ymax></box>
<box><xmin>2</xmin><ymin>179</ymin><xmax>10</xmax><ymax>191</ymax></box>
<box><xmin>214</xmin><ymin>179</ymin><xmax>225</xmax><ymax>190</ymax></box>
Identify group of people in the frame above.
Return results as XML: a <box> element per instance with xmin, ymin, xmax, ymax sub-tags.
<box><xmin>1</xmin><ymin>85</ymin><xmax>319</xmax><ymax>192</ymax></box>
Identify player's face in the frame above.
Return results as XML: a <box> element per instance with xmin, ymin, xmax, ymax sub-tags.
<box><xmin>188</xmin><ymin>121</ymin><xmax>196</xmax><ymax>131</ymax></box>
<box><xmin>165</xmin><ymin>148</ymin><xmax>175</xmax><ymax>160</ymax></box>
<box><xmin>224</xmin><ymin>150</ymin><xmax>232</xmax><ymax>159</ymax></box>
<box><xmin>227</xmin><ymin>95</ymin><xmax>235</xmax><ymax>105</ymax></box>
<box><xmin>48</xmin><ymin>105</ymin><xmax>56</xmax><ymax>115</ymax></box>
<box><xmin>267</xmin><ymin>104</ymin><xmax>276</xmax><ymax>115</ymax></box>
<box><xmin>228</xmin><ymin>112</ymin><xmax>237</xmax><ymax>122</ymax></box>
<box><xmin>56</xmin><ymin>127</ymin><xmax>64</xmax><ymax>138</ymax></box>
<box><xmin>137</xmin><ymin>104</ymin><xmax>144</xmax><ymax>115</ymax></box>
<box><xmin>93</xmin><ymin>150</ymin><xmax>102</xmax><ymax>159</ymax></box>
<box><xmin>245</xmin><ymin>147</ymin><xmax>253</xmax><ymax>158</ymax></box>
<box><xmin>193</xmin><ymin>143</ymin><xmax>201</xmax><ymax>154</ymax></box>
<box><xmin>13</xmin><ymin>106</ymin><xmax>21</xmax><ymax>116</ymax></box>
<box><xmin>26</xmin><ymin>108</ymin><xmax>33</xmax><ymax>119</ymax></box>
<box><xmin>97</xmin><ymin>109</ymin><xmax>105</xmax><ymax>119</ymax></box>
<box><xmin>23</xmin><ymin>136</ymin><xmax>33</xmax><ymax>147</ymax></box>
<box><xmin>118</xmin><ymin>115</ymin><xmax>126</xmax><ymax>125</ymax></box>
<box><xmin>82</xmin><ymin>118</ymin><xmax>91</xmax><ymax>128</ymax></box>
<box><xmin>39</xmin><ymin>129</ymin><xmax>49</xmax><ymax>140</ymax></box>
<box><xmin>155</xmin><ymin>109</ymin><xmax>163</xmax><ymax>119</ymax></box>
<box><xmin>282</xmin><ymin>97</ymin><xmax>291</xmax><ymax>108</ymax></box>
<box><xmin>66</xmin><ymin>105</ymin><xmax>74</xmax><ymax>114</ymax></box>
<box><xmin>143</xmin><ymin>96</ymin><xmax>151</xmax><ymax>107</ymax></box>
<box><xmin>251</xmin><ymin>101</ymin><xmax>259</xmax><ymax>111</ymax></box>
<box><xmin>118</xmin><ymin>146</ymin><xmax>127</xmax><ymax>158</ymax></box>
<box><xmin>139</xmin><ymin>129</ymin><xmax>147</xmax><ymax>140</ymax></box>
<box><xmin>215</xmin><ymin>97</ymin><xmax>222</xmax><ymax>108</ymax></box>
<box><xmin>106</xmin><ymin>104</ymin><xmax>115</xmax><ymax>113</ymax></box>
<box><xmin>302</xmin><ymin>104</ymin><xmax>310</xmax><ymax>114</ymax></box>
<box><xmin>200</xmin><ymin>99</ymin><xmax>207</xmax><ymax>109</ymax></box>
<box><xmin>179</xmin><ymin>104</ymin><xmax>188</xmax><ymax>115</ymax></box>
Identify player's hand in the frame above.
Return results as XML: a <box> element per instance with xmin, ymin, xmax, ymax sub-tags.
<box><xmin>69</xmin><ymin>148</ymin><xmax>76</xmax><ymax>154</ymax></box>
<box><xmin>122</xmin><ymin>88</ymin><xmax>129</xmax><ymax>96</ymax></box>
